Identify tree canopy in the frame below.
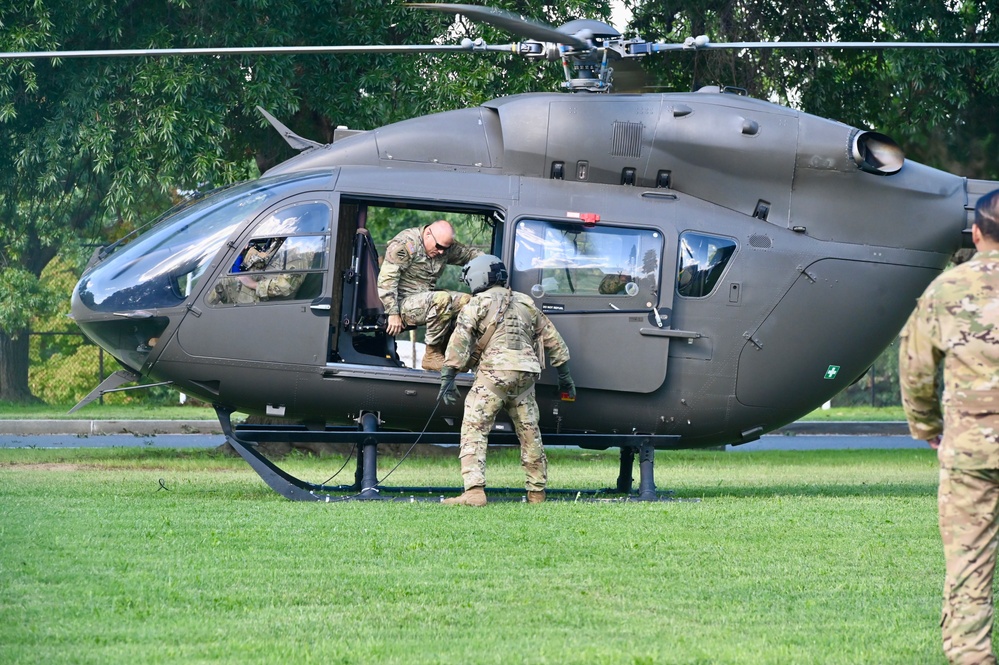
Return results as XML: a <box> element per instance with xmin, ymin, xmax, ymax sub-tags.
<box><xmin>0</xmin><ymin>0</ymin><xmax>607</xmax><ymax>401</ymax></box>
<box><xmin>1</xmin><ymin>0</ymin><xmax>996</xmax><ymax>402</ymax></box>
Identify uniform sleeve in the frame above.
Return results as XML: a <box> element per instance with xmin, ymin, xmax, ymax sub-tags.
<box><xmin>256</xmin><ymin>273</ymin><xmax>304</xmax><ymax>299</ymax></box>
<box><xmin>899</xmin><ymin>299</ymin><xmax>944</xmax><ymax>441</ymax></box>
<box><xmin>377</xmin><ymin>238</ymin><xmax>412</xmax><ymax>315</ymax></box>
<box><xmin>537</xmin><ymin>313</ymin><xmax>571</xmax><ymax>367</ymax></box>
<box><xmin>256</xmin><ymin>252</ymin><xmax>311</xmax><ymax>299</ymax></box>
<box><xmin>446</xmin><ymin>241</ymin><xmax>484</xmax><ymax>266</ymax></box>
<box><xmin>444</xmin><ymin>301</ymin><xmax>480</xmax><ymax>371</ymax></box>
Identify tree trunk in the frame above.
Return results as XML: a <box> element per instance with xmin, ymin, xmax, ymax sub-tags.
<box><xmin>0</xmin><ymin>330</ymin><xmax>39</xmax><ymax>403</ymax></box>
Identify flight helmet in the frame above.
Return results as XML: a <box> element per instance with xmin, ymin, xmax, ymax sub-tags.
<box><xmin>461</xmin><ymin>254</ymin><xmax>508</xmax><ymax>295</ymax></box>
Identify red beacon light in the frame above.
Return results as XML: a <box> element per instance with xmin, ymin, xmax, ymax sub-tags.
<box><xmin>566</xmin><ymin>211</ymin><xmax>600</xmax><ymax>227</ymax></box>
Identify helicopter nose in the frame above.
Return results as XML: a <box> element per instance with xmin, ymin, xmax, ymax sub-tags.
<box><xmin>71</xmin><ymin>277</ymin><xmax>172</xmax><ymax>373</ymax></box>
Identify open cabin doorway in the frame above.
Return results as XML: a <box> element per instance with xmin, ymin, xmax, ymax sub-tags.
<box><xmin>329</xmin><ymin>198</ymin><xmax>502</xmax><ymax>369</ymax></box>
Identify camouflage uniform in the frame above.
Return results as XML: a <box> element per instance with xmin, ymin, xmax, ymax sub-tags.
<box><xmin>900</xmin><ymin>249</ymin><xmax>999</xmax><ymax>665</ymax></box>
<box><xmin>376</xmin><ymin>226</ymin><xmax>482</xmax><ymax>346</ymax></box>
<box><xmin>209</xmin><ymin>243</ymin><xmax>311</xmax><ymax>304</ymax></box>
<box><xmin>211</xmin><ymin>272</ymin><xmax>306</xmax><ymax>304</ymax></box>
<box><xmin>443</xmin><ymin>285</ymin><xmax>570</xmax><ymax>492</ymax></box>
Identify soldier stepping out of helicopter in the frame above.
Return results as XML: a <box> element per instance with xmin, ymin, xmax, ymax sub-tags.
<box><xmin>377</xmin><ymin>220</ymin><xmax>483</xmax><ymax>370</ymax></box>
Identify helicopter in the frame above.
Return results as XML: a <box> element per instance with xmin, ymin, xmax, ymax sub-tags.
<box><xmin>12</xmin><ymin>2</ymin><xmax>999</xmax><ymax>501</ymax></box>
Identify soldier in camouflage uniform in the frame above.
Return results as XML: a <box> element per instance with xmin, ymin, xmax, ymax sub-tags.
<box><xmin>376</xmin><ymin>220</ymin><xmax>482</xmax><ymax>370</ymax></box>
<box><xmin>438</xmin><ymin>255</ymin><xmax>575</xmax><ymax>506</ymax></box>
<box><xmin>900</xmin><ymin>188</ymin><xmax>999</xmax><ymax>665</ymax></box>
<box><xmin>209</xmin><ymin>238</ymin><xmax>312</xmax><ymax>304</ymax></box>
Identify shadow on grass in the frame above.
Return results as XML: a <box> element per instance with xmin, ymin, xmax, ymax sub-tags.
<box><xmin>2</xmin><ymin>447</ymin><xmax>939</xmax><ymax>502</ymax></box>
<box><xmin>201</xmin><ymin>483</ymin><xmax>938</xmax><ymax>503</ymax></box>
<box><xmin>672</xmin><ymin>482</ymin><xmax>936</xmax><ymax>500</ymax></box>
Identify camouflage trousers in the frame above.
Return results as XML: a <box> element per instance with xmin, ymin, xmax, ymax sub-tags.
<box><xmin>939</xmin><ymin>467</ymin><xmax>999</xmax><ymax>665</ymax></box>
<box><xmin>457</xmin><ymin>369</ymin><xmax>547</xmax><ymax>492</ymax></box>
<box><xmin>399</xmin><ymin>290</ymin><xmax>471</xmax><ymax>346</ymax></box>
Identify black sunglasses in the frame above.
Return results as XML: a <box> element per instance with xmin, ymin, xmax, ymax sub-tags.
<box><xmin>428</xmin><ymin>228</ymin><xmax>451</xmax><ymax>251</ymax></box>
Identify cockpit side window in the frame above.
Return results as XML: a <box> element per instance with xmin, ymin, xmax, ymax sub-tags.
<box><xmin>77</xmin><ymin>173</ymin><xmax>335</xmax><ymax>313</ymax></box>
<box><xmin>207</xmin><ymin>202</ymin><xmax>331</xmax><ymax>306</ymax></box>
<box><xmin>511</xmin><ymin>218</ymin><xmax>662</xmax><ymax>311</ymax></box>
<box><xmin>676</xmin><ymin>232</ymin><xmax>737</xmax><ymax>298</ymax></box>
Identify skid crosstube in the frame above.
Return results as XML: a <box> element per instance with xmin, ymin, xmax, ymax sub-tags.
<box><xmin>214</xmin><ymin>405</ymin><xmax>679</xmax><ymax>502</ymax></box>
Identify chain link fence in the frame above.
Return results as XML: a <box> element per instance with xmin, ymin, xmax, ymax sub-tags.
<box><xmin>832</xmin><ymin>338</ymin><xmax>902</xmax><ymax>408</ymax></box>
<box><xmin>28</xmin><ymin>331</ymin><xmax>117</xmax><ymax>406</ymax></box>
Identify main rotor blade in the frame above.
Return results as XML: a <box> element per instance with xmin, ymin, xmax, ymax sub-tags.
<box><xmin>638</xmin><ymin>39</ymin><xmax>999</xmax><ymax>54</ymax></box>
<box><xmin>0</xmin><ymin>43</ymin><xmax>517</xmax><ymax>60</ymax></box>
<box><xmin>407</xmin><ymin>2</ymin><xmax>591</xmax><ymax>50</ymax></box>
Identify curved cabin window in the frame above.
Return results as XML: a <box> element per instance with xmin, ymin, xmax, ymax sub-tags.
<box><xmin>77</xmin><ymin>172</ymin><xmax>331</xmax><ymax>313</ymax></box>
<box><xmin>677</xmin><ymin>232</ymin><xmax>737</xmax><ymax>298</ymax></box>
<box><xmin>512</xmin><ymin>218</ymin><xmax>662</xmax><ymax>311</ymax></box>
<box><xmin>207</xmin><ymin>201</ymin><xmax>330</xmax><ymax>306</ymax></box>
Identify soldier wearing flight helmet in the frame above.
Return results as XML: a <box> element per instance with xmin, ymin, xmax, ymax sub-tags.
<box><xmin>439</xmin><ymin>254</ymin><xmax>575</xmax><ymax>506</ymax></box>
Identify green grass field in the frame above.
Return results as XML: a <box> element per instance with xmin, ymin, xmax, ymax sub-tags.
<box><xmin>0</xmin><ymin>446</ymin><xmax>946</xmax><ymax>664</ymax></box>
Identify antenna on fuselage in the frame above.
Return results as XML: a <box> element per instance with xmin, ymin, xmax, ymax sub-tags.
<box><xmin>257</xmin><ymin>106</ymin><xmax>324</xmax><ymax>151</ymax></box>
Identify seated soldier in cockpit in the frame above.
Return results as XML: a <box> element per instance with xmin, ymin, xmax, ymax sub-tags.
<box><xmin>209</xmin><ymin>238</ymin><xmax>310</xmax><ymax>304</ymax></box>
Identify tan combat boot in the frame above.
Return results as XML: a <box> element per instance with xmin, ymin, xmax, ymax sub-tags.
<box><xmin>422</xmin><ymin>343</ymin><xmax>446</xmax><ymax>371</ymax></box>
<box><xmin>442</xmin><ymin>487</ymin><xmax>487</xmax><ymax>506</ymax></box>
<box><xmin>527</xmin><ymin>490</ymin><xmax>546</xmax><ymax>504</ymax></box>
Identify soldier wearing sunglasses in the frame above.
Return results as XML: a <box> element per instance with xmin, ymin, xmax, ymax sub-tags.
<box><xmin>377</xmin><ymin>220</ymin><xmax>483</xmax><ymax>370</ymax></box>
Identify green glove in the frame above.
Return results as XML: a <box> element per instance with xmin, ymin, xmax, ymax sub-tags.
<box><xmin>439</xmin><ymin>367</ymin><xmax>458</xmax><ymax>406</ymax></box>
<box><xmin>556</xmin><ymin>363</ymin><xmax>576</xmax><ymax>401</ymax></box>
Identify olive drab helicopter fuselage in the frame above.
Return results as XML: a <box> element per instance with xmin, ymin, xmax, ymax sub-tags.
<box><xmin>21</xmin><ymin>3</ymin><xmax>999</xmax><ymax>500</ymax></box>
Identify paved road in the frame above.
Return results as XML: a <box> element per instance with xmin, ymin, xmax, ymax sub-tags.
<box><xmin>0</xmin><ymin>419</ymin><xmax>226</xmax><ymax>450</ymax></box>
<box><xmin>0</xmin><ymin>433</ymin><xmax>228</xmax><ymax>449</ymax></box>
<box><xmin>728</xmin><ymin>434</ymin><xmax>924</xmax><ymax>452</ymax></box>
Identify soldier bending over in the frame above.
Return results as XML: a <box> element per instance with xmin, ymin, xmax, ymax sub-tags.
<box><xmin>439</xmin><ymin>254</ymin><xmax>575</xmax><ymax>506</ymax></box>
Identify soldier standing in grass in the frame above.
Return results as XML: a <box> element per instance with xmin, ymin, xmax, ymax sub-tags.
<box><xmin>377</xmin><ymin>220</ymin><xmax>483</xmax><ymax>371</ymax></box>
<box><xmin>438</xmin><ymin>255</ymin><xmax>575</xmax><ymax>506</ymax></box>
<box><xmin>900</xmin><ymin>188</ymin><xmax>999</xmax><ymax>665</ymax></box>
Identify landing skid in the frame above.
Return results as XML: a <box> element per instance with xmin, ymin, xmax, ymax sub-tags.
<box><xmin>214</xmin><ymin>405</ymin><xmax>681</xmax><ymax>502</ymax></box>
<box><xmin>613</xmin><ymin>444</ymin><xmax>675</xmax><ymax>501</ymax></box>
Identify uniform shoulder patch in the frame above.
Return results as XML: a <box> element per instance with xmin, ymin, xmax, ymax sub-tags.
<box><xmin>387</xmin><ymin>241</ymin><xmax>411</xmax><ymax>264</ymax></box>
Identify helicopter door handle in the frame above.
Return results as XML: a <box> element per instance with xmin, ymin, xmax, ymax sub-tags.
<box><xmin>310</xmin><ymin>295</ymin><xmax>332</xmax><ymax>313</ymax></box>
<box><xmin>639</xmin><ymin>327</ymin><xmax>702</xmax><ymax>340</ymax></box>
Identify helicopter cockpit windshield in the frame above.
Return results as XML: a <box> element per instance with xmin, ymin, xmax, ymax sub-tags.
<box><xmin>76</xmin><ymin>172</ymin><xmax>329</xmax><ymax>313</ymax></box>
<box><xmin>71</xmin><ymin>172</ymin><xmax>333</xmax><ymax>372</ymax></box>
